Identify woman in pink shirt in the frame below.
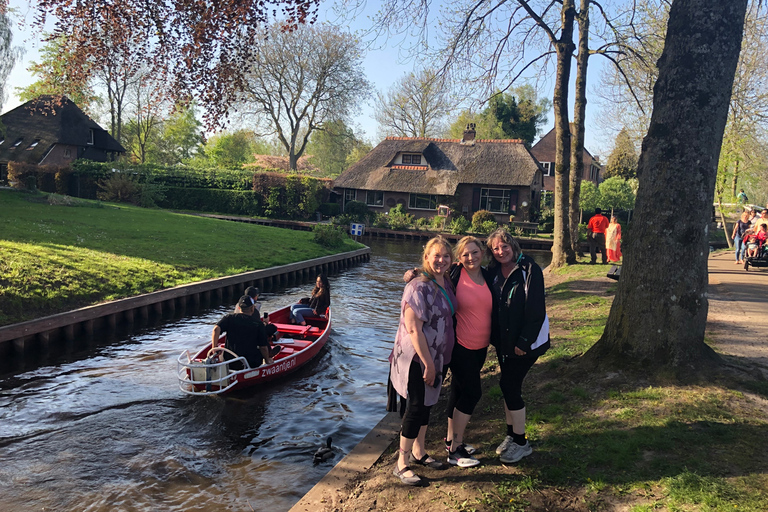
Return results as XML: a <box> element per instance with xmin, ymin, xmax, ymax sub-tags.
<box><xmin>444</xmin><ymin>236</ymin><xmax>498</xmax><ymax>467</ymax></box>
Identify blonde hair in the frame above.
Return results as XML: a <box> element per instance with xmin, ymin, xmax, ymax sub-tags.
<box><xmin>421</xmin><ymin>236</ymin><xmax>453</xmax><ymax>278</ymax></box>
<box><xmin>454</xmin><ymin>235</ymin><xmax>485</xmax><ymax>262</ymax></box>
<box><xmin>486</xmin><ymin>228</ymin><xmax>522</xmax><ymax>262</ymax></box>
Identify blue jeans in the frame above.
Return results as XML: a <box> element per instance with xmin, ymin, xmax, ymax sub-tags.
<box><xmin>734</xmin><ymin>235</ymin><xmax>745</xmax><ymax>261</ymax></box>
<box><xmin>290</xmin><ymin>304</ymin><xmax>317</xmax><ymax>324</ymax></box>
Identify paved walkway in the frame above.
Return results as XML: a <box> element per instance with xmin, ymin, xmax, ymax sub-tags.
<box><xmin>707</xmin><ymin>251</ymin><xmax>768</xmax><ymax>377</ymax></box>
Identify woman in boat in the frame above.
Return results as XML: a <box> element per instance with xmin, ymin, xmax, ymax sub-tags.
<box><xmin>442</xmin><ymin>236</ymin><xmax>497</xmax><ymax>468</ymax></box>
<box><xmin>389</xmin><ymin>236</ymin><xmax>456</xmax><ymax>486</ymax></box>
<box><xmin>605</xmin><ymin>216</ymin><xmax>622</xmax><ymax>263</ymax></box>
<box><xmin>486</xmin><ymin>228</ymin><xmax>549</xmax><ymax>464</ymax></box>
<box><xmin>289</xmin><ymin>274</ymin><xmax>331</xmax><ymax>325</ymax></box>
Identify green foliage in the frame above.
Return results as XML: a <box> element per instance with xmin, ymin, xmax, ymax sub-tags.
<box><xmin>599</xmin><ymin>177</ymin><xmax>636</xmax><ymax>212</ymax></box>
<box><xmin>372</xmin><ymin>212</ymin><xmax>389</xmax><ymax>228</ymax></box>
<box><xmin>158</xmin><ymin>187</ymin><xmax>261</xmax><ymax>216</ymax></box>
<box><xmin>477</xmin><ymin>219</ymin><xmax>499</xmax><ymax>235</ymax></box>
<box><xmin>580</xmin><ymin>181</ymin><xmax>601</xmax><ymax>213</ymax></box>
<box><xmin>312</xmin><ymin>223</ymin><xmax>348</xmax><ymax>248</ymax></box>
<box><xmin>343</xmin><ymin>200</ymin><xmax>371</xmax><ymax>223</ymax></box>
<box><xmin>148</xmin><ymin>103</ymin><xmax>204</xmax><ymax>166</ymax></box>
<box><xmin>306</xmin><ymin>119</ymin><xmax>371</xmax><ymax>177</ymax></box>
<box><xmin>415</xmin><ymin>217</ymin><xmax>431</xmax><ymax>230</ymax></box>
<box><xmin>318</xmin><ymin>203</ymin><xmax>340</xmax><ymax>217</ymax></box>
<box><xmin>430</xmin><ymin>215</ymin><xmax>444</xmax><ymax>229</ymax></box>
<box><xmin>97</xmin><ymin>174</ymin><xmax>141</xmax><ymax>204</ymax></box>
<box><xmin>472</xmin><ymin>209</ymin><xmax>497</xmax><ymax>232</ymax></box>
<box><xmin>387</xmin><ymin>204</ymin><xmax>414</xmax><ymax>230</ymax></box>
<box><xmin>447</xmin><ymin>85</ymin><xmax>551</xmax><ymax>145</ymax></box>
<box><xmin>449</xmin><ymin>215</ymin><xmax>470</xmax><ymax>235</ymax></box>
<box><xmin>198</xmin><ymin>130</ymin><xmax>269</xmax><ymax>168</ymax></box>
<box><xmin>604</xmin><ymin>127</ymin><xmax>638</xmax><ymax>179</ymax></box>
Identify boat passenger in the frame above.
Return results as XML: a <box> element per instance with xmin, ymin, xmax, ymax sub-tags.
<box><xmin>212</xmin><ymin>295</ymin><xmax>273</xmax><ymax>369</ymax></box>
<box><xmin>235</xmin><ymin>286</ymin><xmax>260</xmax><ymax>314</ymax></box>
<box><xmin>388</xmin><ymin>236</ymin><xmax>455</xmax><ymax>486</ymax></box>
<box><xmin>289</xmin><ymin>275</ymin><xmax>331</xmax><ymax>326</ymax></box>
<box><xmin>486</xmin><ymin>228</ymin><xmax>550</xmax><ymax>464</ymax></box>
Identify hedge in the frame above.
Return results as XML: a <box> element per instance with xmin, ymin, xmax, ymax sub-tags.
<box><xmin>157</xmin><ymin>187</ymin><xmax>262</xmax><ymax>216</ymax></box>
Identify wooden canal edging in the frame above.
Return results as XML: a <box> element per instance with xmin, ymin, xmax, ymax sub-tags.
<box><xmin>0</xmin><ymin>248</ymin><xmax>370</xmax><ymax>361</ymax></box>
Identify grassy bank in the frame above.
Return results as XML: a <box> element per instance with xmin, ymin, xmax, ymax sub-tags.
<box><xmin>337</xmin><ymin>263</ymin><xmax>768</xmax><ymax>512</ymax></box>
<box><xmin>0</xmin><ymin>189</ymin><xmax>363</xmax><ymax>326</ymax></box>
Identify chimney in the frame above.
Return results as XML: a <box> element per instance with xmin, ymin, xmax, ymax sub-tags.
<box><xmin>462</xmin><ymin>123</ymin><xmax>476</xmax><ymax>144</ymax></box>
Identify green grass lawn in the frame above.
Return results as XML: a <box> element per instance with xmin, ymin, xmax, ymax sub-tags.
<box><xmin>0</xmin><ymin>189</ymin><xmax>363</xmax><ymax>326</ymax></box>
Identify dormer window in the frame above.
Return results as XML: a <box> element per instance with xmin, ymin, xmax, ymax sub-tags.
<box><xmin>402</xmin><ymin>154</ymin><xmax>422</xmax><ymax>165</ymax></box>
<box><xmin>0</xmin><ymin>137</ymin><xmax>5</xmax><ymax>145</ymax></box>
<box><xmin>26</xmin><ymin>139</ymin><xmax>40</xmax><ymax>150</ymax></box>
<box><xmin>87</xmin><ymin>129</ymin><xmax>94</xmax><ymax>145</ymax></box>
<box><xmin>10</xmin><ymin>138</ymin><xmax>23</xmax><ymax>149</ymax></box>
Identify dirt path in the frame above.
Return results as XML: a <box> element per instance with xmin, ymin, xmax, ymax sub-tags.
<box><xmin>707</xmin><ymin>251</ymin><xmax>768</xmax><ymax>377</ymax></box>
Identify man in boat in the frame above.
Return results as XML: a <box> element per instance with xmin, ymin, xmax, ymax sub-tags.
<box><xmin>212</xmin><ymin>295</ymin><xmax>274</xmax><ymax>369</ymax></box>
<box><xmin>234</xmin><ymin>286</ymin><xmax>260</xmax><ymax>314</ymax></box>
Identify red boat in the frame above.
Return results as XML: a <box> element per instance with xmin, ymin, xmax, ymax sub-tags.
<box><xmin>177</xmin><ymin>305</ymin><xmax>331</xmax><ymax>395</ymax></box>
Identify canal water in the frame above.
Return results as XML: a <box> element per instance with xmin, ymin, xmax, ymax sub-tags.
<box><xmin>0</xmin><ymin>240</ymin><xmax>551</xmax><ymax>512</ymax></box>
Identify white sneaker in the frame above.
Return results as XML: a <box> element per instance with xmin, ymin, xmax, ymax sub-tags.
<box><xmin>495</xmin><ymin>435</ymin><xmax>513</xmax><ymax>455</ymax></box>
<box><xmin>499</xmin><ymin>441</ymin><xmax>532</xmax><ymax>463</ymax></box>
<box><xmin>447</xmin><ymin>445</ymin><xmax>481</xmax><ymax>468</ymax></box>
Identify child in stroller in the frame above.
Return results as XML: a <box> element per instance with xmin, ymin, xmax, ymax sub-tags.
<box><xmin>744</xmin><ymin>224</ymin><xmax>768</xmax><ymax>270</ymax></box>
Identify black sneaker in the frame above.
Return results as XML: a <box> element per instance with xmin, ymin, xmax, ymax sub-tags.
<box><xmin>444</xmin><ymin>438</ymin><xmax>477</xmax><ymax>455</ymax></box>
<box><xmin>447</xmin><ymin>444</ymin><xmax>480</xmax><ymax>468</ymax></box>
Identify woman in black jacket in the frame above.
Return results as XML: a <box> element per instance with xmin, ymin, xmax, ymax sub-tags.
<box><xmin>486</xmin><ymin>228</ymin><xmax>549</xmax><ymax>464</ymax></box>
<box><xmin>290</xmin><ymin>274</ymin><xmax>331</xmax><ymax>325</ymax></box>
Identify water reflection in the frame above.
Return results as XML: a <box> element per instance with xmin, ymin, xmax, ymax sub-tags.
<box><xmin>0</xmin><ymin>239</ymin><xmax>551</xmax><ymax>512</ymax></box>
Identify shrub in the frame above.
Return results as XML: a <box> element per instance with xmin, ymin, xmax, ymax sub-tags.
<box><xmin>372</xmin><ymin>212</ymin><xmax>390</xmax><ymax>228</ymax></box>
<box><xmin>332</xmin><ymin>213</ymin><xmax>357</xmax><ymax>227</ymax></box>
<box><xmin>157</xmin><ymin>187</ymin><xmax>262</xmax><ymax>216</ymax></box>
<box><xmin>538</xmin><ymin>206</ymin><xmax>554</xmax><ymax>233</ymax></box>
<box><xmin>431</xmin><ymin>215</ymin><xmax>445</xmax><ymax>230</ymax></box>
<box><xmin>476</xmin><ymin>219</ymin><xmax>498</xmax><ymax>235</ymax></box>
<box><xmin>97</xmin><ymin>174</ymin><xmax>141</xmax><ymax>204</ymax></box>
<box><xmin>343</xmin><ymin>200</ymin><xmax>371</xmax><ymax>223</ymax></box>
<box><xmin>312</xmin><ymin>224</ymin><xmax>347</xmax><ymax>248</ymax></box>
<box><xmin>388</xmin><ymin>204</ymin><xmax>414</xmax><ymax>230</ymax></box>
<box><xmin>414</xmin><ymin>217</ymin><xmax>431</xmax><ymax>230</ymax></box>
<box><xmin>318</xmin><ymin>202</ymin><xmax>340</xmax><ymax>217</ymax></box>
<box><xmin>472</xmin><ymin>210</ymin><xmax>497</xmax><ymax>232</ymax></box>
<box><xmin>450</xmin><ymin>216</ymin><xmax>470</xmax><ymax>235</ymax></box>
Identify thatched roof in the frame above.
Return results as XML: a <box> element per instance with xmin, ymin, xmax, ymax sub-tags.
<box><xmin>0</xmin><ymin>95</ymin><xmax>124</xmax><ymax>164</ymax></box>
<box><xmin>333</xmin><ymin>136</ymin><xmax>541</xmax><ymax>194</ymax></box>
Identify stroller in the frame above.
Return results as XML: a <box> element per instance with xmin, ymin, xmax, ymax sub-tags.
<box><xmin>744</xmin><ymin>243</ymin><xmax>768</xmax><ymax>271</ymax></box>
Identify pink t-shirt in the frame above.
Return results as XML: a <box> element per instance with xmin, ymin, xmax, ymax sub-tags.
<box><xmin>455</xmin><ymin>269</ymin><xmax>493</xmax><ymax>350</ymax></box>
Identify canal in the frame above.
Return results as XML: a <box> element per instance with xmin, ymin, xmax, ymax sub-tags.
<box><xmin>0</xmin><ymin>239</ymin><xmax>551</xmax><ymax>512</ymax></box>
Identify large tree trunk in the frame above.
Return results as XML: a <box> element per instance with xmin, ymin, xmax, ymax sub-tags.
<box><xmin>569</xmin><ymin>0</ymin><xmax>590</xmax><ymax>255</ymax></box>
<box><xmin>550</xmin><ymin>0</ymin><xmax>577</xmax><ymax>269</ymax></box>
<box><xmin>586</xmin><ymin>0</ymin><xmax>748</xmax><ymax>369</ymax></box>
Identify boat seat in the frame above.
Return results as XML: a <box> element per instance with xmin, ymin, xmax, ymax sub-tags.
<box><xmin>271</xmin><ymin>323</ymin><xmax>322</xmax><ymax>336</ymax></box>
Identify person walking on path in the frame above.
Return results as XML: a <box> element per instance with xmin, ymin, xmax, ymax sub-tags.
<box><xmin>587</xmin><ymin>208</ymin><xmax>610</xmax><ymax>264</ymax></box>
<box><xmin>387</xmin><ymin>236</ymin><xmax>456</xmax><ymax>485</ymax></box>
<box><xmin>732</xmin><ymin>210</ymin><xmax>751</xmax><ymax>264</ymax></box>
<box><xmin>605</xmin><ymin>216</ymin><xmax>622</xmax><ymax>263</ymax></box>
<box><xmin>486</xmin><ymin>229</ymin><xmax>550</xmax><ymax>464</ymax></box>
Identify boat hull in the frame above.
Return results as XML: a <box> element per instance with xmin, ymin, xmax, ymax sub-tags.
<box><xmin>177</xmin><ymin>305</ymin><xmax>331</xmax><ymax>395</ymax></box>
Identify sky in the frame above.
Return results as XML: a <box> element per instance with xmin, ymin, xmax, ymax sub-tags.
<box><xmin>3</xmin><ymin>0</ymin><xmax>611</xmax><ymax>156</ymax></box>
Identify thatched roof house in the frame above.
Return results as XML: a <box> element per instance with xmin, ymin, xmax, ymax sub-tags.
<box><xmin>0</xmin><ymin>96</ymin><xmax>124</xmax><ymax>180</ymax></box>
<box><xmin>332</xmin><ymin>126</ymin><xmax>544</xmax><ymax>222</ymax></box>
<box><xmin>530</xmin><ymin>126</ymin><xmax>603</xmax><ymax>195</ymax></box>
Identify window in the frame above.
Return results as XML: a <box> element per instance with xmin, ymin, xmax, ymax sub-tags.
<box><xmin>541</xmin><ymin>162</ymin><xmax>554</xmax><ymax>176</ymax></box>
<box><xmin>0</xmin><ymin>138</ymin><xmax>5</xmax><ymax>145</ymax></box>
<box><xmin>480</xmin><ymin>188</ymin><xmax>512</xmax><ymax>213</ymax></box>
<box><xmin>409</xmin><ymin>194</ymin><xmax>438</xmax><ymax>210</ymax></box>
<box><xmin>87</xmin><ymin>129</ymin><xmax>94</xmax><ymax>145</ymax></box>
<box><xmin>64</xmin><ymin>148</ymin><xmax>72</xmax><ymax>158</ymax></box>
<box><xmin>344</xmin><ymin>189</ymin><xmax>356</xmax><ymax>203</ymax></box>
<box><xmin>590</xmin><ymin>164</ymin><xmax>600</xmax><ymax>181</ymax></box>
<box><xmin>10</xmin><ymin>138</ymin><xmax>23</xmax><ymax>149</ymax></box>
<box><xmin>366</xmin><ymin>191</ymin><xmax>384</xmax><ymax>207</ymax></box>
<box><xmin>26</xmin><ymin>139</ymin><xmax>40</xmax><ymax>150</ymax></box>
<box><xmin>401</xmin><ymin>154</ymin><xmax>422</xmax><ymax>165</ymax></box>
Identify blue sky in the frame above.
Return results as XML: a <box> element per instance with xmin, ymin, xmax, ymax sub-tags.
<box><xmin>3</xmin><ymin>0</ymin><xmax>611</xmax><ymax>155</ymax></box>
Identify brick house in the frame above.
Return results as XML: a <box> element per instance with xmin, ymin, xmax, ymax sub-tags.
<box><xmin>332</xmin><ymin>126</ymin><xmax>544</xmax><ymax>223</ymax></box>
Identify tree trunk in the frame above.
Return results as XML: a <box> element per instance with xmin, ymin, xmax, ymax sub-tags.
<box><xmin>550</xmin><ymin>0</ymin><xmax>577</xmax><ymax>269</ymax></box>
<box><xmin>585</xmin><ymin>0</ymin><xmax>748</xmax><ymax>370</ymax></box>
<box><xmin>569</xmin><ymin>0</ymin><xmax>590</xmax><ymax>255</ymax></box>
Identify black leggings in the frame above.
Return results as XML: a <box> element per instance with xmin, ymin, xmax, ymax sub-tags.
<box><xmin>447</xmin><ymin>343</ymin><xmax>488</xmax><ymax>417</ymax></box>
<box><xmin>499</xmin><ymin>354</ymin><xmax>538</xmax><ymax>411</ymax></box>
<box><xmin>401</xmin><ymin>360</ymin><xmax>432</xmax><ymax>439</ymax></box>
